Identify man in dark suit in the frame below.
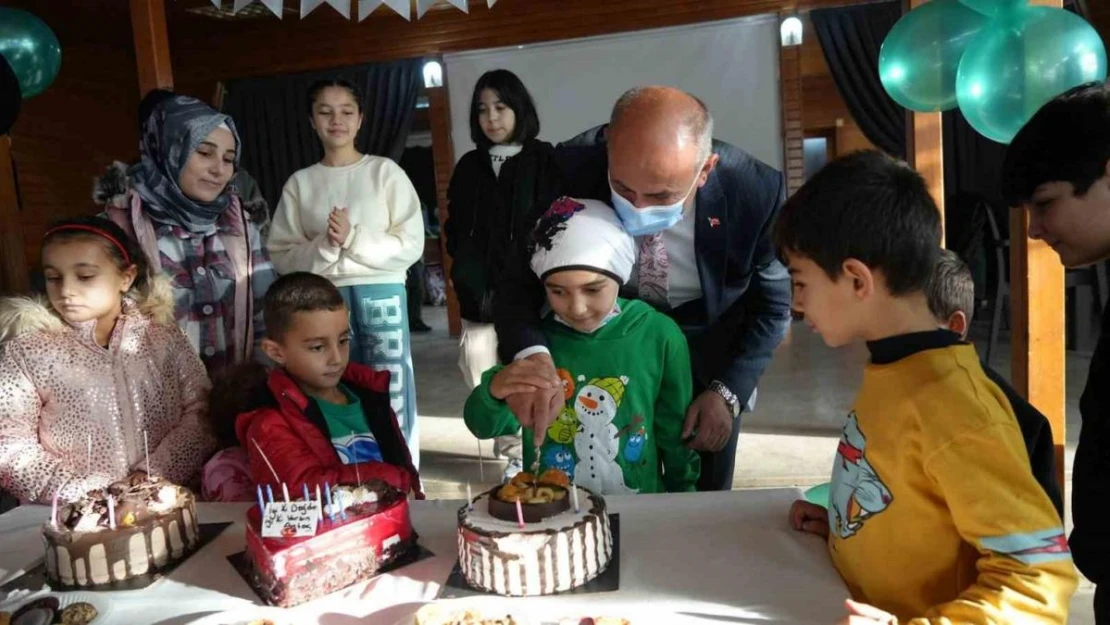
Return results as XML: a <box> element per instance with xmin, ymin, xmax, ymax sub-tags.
<box><xmin>492</xmin><ymin>86</ymin><xmax>792</xmax><ymax>491</ymax></box>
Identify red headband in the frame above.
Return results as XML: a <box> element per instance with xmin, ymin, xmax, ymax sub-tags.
<box><xmin>44</xmin><ymin>224</ymin><xmax>132</xmax><ymax>265</ymax></box>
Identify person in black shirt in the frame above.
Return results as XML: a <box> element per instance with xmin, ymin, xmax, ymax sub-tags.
<box><xmin>925</xmin><ymin>248</ymin><xmax>1064</xmax><ymax>517</ymax></box>
<box><xmin>1002</xmin><ymin>80</ymin><xmax>1110</xmax><ymax>624</ymax></box>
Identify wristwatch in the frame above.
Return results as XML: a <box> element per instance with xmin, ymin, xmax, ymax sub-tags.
<box><xmin>708</xmin><ymin>381</ymin><xmax>741</xmax><ymax>419</ymax></box>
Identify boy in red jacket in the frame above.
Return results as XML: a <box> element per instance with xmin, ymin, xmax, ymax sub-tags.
<box><xmin>236</xmin><ymin>272</ymin><xmax>422</xmax><ymax>497</ymax></box>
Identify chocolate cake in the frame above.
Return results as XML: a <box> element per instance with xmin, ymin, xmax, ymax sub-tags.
<box><xmin>457</xmin><ymin>473</ymin><xmax>612</xmax><ymax>597</ymax></box>
<box><xmin>42</xmin><ymin>477</ymin><xmax>199</xmax><ymax>588</ymax></box>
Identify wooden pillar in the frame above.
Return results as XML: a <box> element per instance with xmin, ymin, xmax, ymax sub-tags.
<box><xmin>0</xmin><ymin>136</ymin><xmax>27</xmax><ymax>295</ymax></box>
<box><xmin>1011</xmin><ymin>0</ymin><xmax>1067</xmax><ymax>504</ymax></box>
<box><xmin>130</xmin><ymin>0</ymin><xmax>174</xmax><ymax>97</ymax></box>
<box><xmin>904</xmin><ymin>0</ymin><xmax>945</xmax><ymax>240</ymax></box>
<box><xmin>427</xmin><ymin>62</ymin><xmax>462</xmax><ymax>338</ymax></box>
<box><xmin>780</xmin><ymin>13</ymin><xmax>804</xmax><ymax>196</ymax></box>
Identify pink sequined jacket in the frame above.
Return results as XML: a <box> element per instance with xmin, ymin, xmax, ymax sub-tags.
<box><xmin>0</xmin><ymin>277</ymin><xmax>215</xmax><ymax>503</ymax></box>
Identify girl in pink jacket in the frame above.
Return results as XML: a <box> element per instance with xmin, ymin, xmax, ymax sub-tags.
<box><xmin>0</xmin><ymin>216</ymin><xmax>215</xmax><ymax>503</ymax></box>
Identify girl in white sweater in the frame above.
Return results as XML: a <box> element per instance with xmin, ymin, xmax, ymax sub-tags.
<box><xmin>267</xmin><ymin>79</ymin><xmax>424</xmax><ymax>467</ymax></box>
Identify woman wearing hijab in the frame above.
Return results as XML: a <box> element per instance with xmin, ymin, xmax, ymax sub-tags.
<box><xmin>96</xmin><ymin>94</ymin><xmax>276</xmax><ymax>376</ymax></box>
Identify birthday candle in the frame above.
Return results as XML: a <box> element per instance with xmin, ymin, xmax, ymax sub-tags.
<box><xmin>466</xmin><ymin>483</ymin><xmax>473</xmax><ymax>511</ymax></box>
<box><xmin>86</xmin><ymin>434</ymin><xmax>92</xmax><ymax>475</ymax></box>
<box><xmin>571</xmin><ymin>483</ymin><xmax>580</xmax><ymax>513</ymax></box>
<box><xmin>281</xmin><ymin>483</ymin><xmax>290</xmax><ymax>503</ymax></box>
<box><xmin>266</xmin><ymin>484</ymin><xmax>274</xmax><ymax>504</ymax></box>
<box><xmin>256</xmin><ymin>485</ymin><xmax>266</xmax><ymax>515</ymax></box>
<box><xmin>51</xmin><ymin>488</ymin><xmax>61</xmax><ymax>528</ymax></box>
<box><xmin>106</xmin><ymin>495</ymin><xmax>116</xmax><ymax>530</ymax></box>
<box><xmin>143</xmin><ymin>430</ymin><xmax>151</xmax><ymax>479</ymax></box>
<box><xmin>324</xmin><ymin>481</ymin><xmax>335</xmax><ymax>520</ymax></box>
<box><xmin>302</xmin><ymin>483</ymin><xmax>311</xmax><ymax>503</ymax></box>
<box><xmin>515</xmin><ymin>498</ymin><xmax>525</xmax><ymax>529</ymax></box>
<box><xmin>316</xmin><ymin>484</ymin><xmax>323</xmax><ymax>523</ymax></box>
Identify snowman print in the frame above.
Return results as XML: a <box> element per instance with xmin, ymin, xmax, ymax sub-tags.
<box><xmin>573</xmin><ymin>376</ymin><xmax>636</xmax><ymax>495</ymax></box>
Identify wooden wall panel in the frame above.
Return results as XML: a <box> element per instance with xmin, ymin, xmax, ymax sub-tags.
<box><xmin>167</xmin><ymin>0</ymin><xmax>859</xmax><ymax>84</ymax></box>
<box><xmin>0</xmin><ymin>138</ymin><xmax>26</xmax><ymax>295</ymax></box>
<box><xmin>1012</xmin><ymin>0</ymin><xmax>1067</xmax><ymax>511</ymax></box>
<box><xmin>427</xmin><ymin>83</ymin><xmax>461</xmax><ymax>338</ymax></box>
<box><xmin>4</xmin><ymin>1</ymin><xmax>140</xmax><ymax>279</ymax></box>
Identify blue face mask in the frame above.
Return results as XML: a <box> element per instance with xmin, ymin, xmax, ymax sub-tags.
<box><xmin>609</xmin><ymin>165</ymin><xmax>704</xmax><ymax>236</ymax></box>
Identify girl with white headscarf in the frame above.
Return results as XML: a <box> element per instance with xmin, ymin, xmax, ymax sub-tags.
<box><xmin>462</xmin><ymin>197</ymin><xmax>701</xmax><ymax>495</ymax></box>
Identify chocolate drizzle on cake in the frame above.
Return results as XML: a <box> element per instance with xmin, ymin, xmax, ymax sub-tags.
<box><xmin>42</xmin><ymin>480</ymin><xmax>199</xmax><ymax>589</ymax></box>
<box><xmin>457</xmin><ymin>486</ymin><xmax>612</xmax><ymax>596</ymax></box>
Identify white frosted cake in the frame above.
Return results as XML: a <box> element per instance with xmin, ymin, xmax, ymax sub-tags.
<box><xmin>42</xmin><ymin>477</ymin><xmax>199</xmax><ymax>588</ymax></box>
<box><xmin>457</xmin><ymin>478</ymin><xmax>612</xmax><ymax>596</ymax></box>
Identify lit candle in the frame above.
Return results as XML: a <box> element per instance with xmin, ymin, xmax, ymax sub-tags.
<box><xmin>466</xmin><ymin>483</ymin><xmax>473</xmax><ymax>511</ymax></box>
<box><xmin>571</xmin><ymin>483</ymin><xmax>580</xmax><ymax>513</ymax></box>
<box><xmin>265</xmin><ymin>484</ymin><xmax>274</xmax><ymax>504</ymax></box>
<box><xmin>106</xmin><ymin>495</ymin><xmax>116</xmax><ymax>530</ymax></box>
<box><xmin>256</xmin><ymin>484</ymin><xmax>266</xmax><ymax>515</ymax></box>
<box><xmin>302</xmin><ymin>483</ymin><xmax>310</xmax><ymax>502</ymax></box>
<box><xmin>51</xmin><ymin>488</ymin><xmax>61</xmax><ymax>528</ymax></box>
<box><xmin>281</xmin><ymin>483</ymin><xmax>290</xmax><ymax>503</ymax></box>
<box><xmin>515</xmin><ymin>498</ymin><xmax>525</xmax><ymax>529</ymax></box>
<box><xmin>324</xmin><ymin>481</ymin><xmax>335</xmax><ymax>521</ymax></box>
<box><xmin>143</xmin><ymin>430</ymin><xmax>151</xmax><ymax>479</ymax></box>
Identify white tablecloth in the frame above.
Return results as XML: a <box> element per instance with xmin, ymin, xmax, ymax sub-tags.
<box><xmin>0</xmin><ymin>488</ymin><xmax>848</xmax><ymax>624</ymax></box>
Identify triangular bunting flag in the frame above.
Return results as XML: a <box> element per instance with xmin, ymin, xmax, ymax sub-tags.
<box><xmin>301</xmin><ymin>0</ymin><xmax>325</xmax><ymax>17</ymax></box>
<box><xmin>382</xmin><ymin>0</ymin><xmax>410</xmax><ymax>20</ymax></box>
<box><xmin>415</xmin><ymin>0</ymin><xmax>437</xmax><ymax>19</ymax></box>
<box><xmin>210</xmin><ymin>0</ymin><xmax>221</xmax><ymax>8</ymax></box>
<box><xmin>357</xmin><ymin>0</ymin><xmax>383</xmax><ymax>21</ymax></box>
<box><xmin>259</xmin><ymin>0</ymin><xmax>284</xmax><ymax>17</ymax></box>
<box><xmin>444</xmin><ymin>0</ymin><xmax>468</xmax><ymax>12</ymax></box>
<box><xmin>487</xmin><ymin>0</ymin><xmax>498</xmax><ymax>7</ymax></box>
<box><xmin>301</xmin><ymin>0</ymin><xmax>349</xmax><ymax>18</ymax></box>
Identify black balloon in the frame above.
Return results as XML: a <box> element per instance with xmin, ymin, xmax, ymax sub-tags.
<box><xmin>0</xmin><ymin>54</ymin><xmax>20</xmax><ymax>135</ymax></box>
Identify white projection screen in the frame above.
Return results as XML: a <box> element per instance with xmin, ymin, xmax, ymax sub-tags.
<box><xmin>444</xmin><ymin>14</ymin><xmax>782</xmax><ymax>170</ymax></box>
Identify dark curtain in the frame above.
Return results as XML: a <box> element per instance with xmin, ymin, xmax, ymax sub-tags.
<box><xmin>810</xmin><ymin>1</ymin><xmax>905</xmax><ymax>157</ymax></box>
<box><xmin>223</xmin><ymin>58</ymin><xmax>424</xmax><ymax>210</ymax></box>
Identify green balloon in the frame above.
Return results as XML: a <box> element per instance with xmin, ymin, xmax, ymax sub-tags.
<box><xmin>959</xmin><ymin>0</ymin><xmax>1025</xmax><ymax>17</ymax></box>
<box><xmin>879</xmin><ymin>0</ymin><xmax>989</xmax><ymax>113</ymax></box>
<box><xmin>956</xmin><ymin>6</ymin><xmax>1108</xmax><ymax>144</ymax></box>
<box><xmin>0</xmin><ymin>8</ymin><xmax>61</xmax><ymax>100</ymax></box>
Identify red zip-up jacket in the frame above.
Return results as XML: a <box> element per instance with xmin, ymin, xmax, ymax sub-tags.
<box><xmin>235</xmin><ymin>363</ymin><xmax>423</xmax><ymax>498</ymax></box>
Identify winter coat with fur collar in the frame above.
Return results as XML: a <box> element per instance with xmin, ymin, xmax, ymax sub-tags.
<box><xmin>0</xmin><ymin>276</ymin><xmax>215</xmax><ymax>503</ymax></box>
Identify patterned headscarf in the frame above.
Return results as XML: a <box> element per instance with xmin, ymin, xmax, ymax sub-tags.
<box><xmin>128</xmin><ymin>95</ymin><xmax>241</xmax><ymax>232</ymax></box>
<box><xmin>530</xmin><ymin>197</ymin><xmax>635</xmax><ymax>285</ymax></box>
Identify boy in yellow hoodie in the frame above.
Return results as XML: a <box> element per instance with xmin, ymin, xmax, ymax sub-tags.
<box><xmin>778</xmin><ymin>151</ymin><xmax>1077</xmax><ymax>624</ymax></box>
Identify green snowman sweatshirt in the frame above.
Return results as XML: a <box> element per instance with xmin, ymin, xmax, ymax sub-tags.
<box><xmin>464</xmin><ymin>298</ymin><xmax>700</xmax><ymax>494</ymax></box>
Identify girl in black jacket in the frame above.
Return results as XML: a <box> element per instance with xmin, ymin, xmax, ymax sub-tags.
<box><xmin>444</xmin><ymin>69</ymin><xmax>558</xmax><ymax>480</ymax></box>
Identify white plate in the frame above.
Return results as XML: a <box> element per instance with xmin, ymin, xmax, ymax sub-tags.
<box><xmin>181</xmin><ymin>606</ymin><xmax>292</xmax><ymax>625</ymax></box>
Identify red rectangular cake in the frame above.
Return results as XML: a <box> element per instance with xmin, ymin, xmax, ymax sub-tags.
<box><xmin>244</xmin><ymin>483</ymin><xmax>415</xmax><ymax>607</ymax></box>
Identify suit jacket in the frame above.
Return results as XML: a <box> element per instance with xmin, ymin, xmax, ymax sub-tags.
<box><xmin>494</xmin><ymin>125</ymin><xmax>792</xmax><ymax>408</ymax></box>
